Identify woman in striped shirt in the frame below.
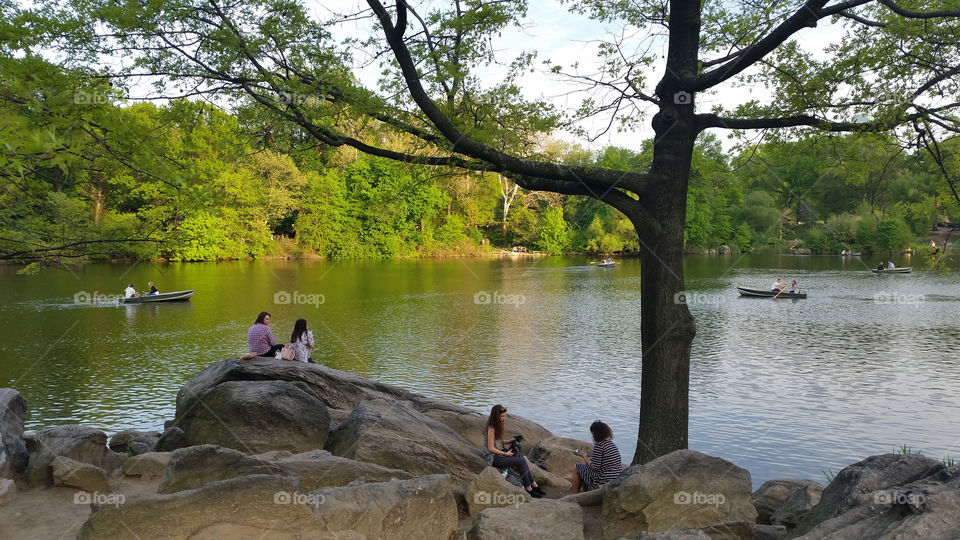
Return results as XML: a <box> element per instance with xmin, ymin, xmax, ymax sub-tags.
<box><xmin>572</xmin><ymin>420</ymin><xmax>623</xmax><ymax>492</ymax></box>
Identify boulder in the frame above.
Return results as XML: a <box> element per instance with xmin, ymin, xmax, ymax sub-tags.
<box><xmin>751</xmin><ymin>478</ymin><xmax>823</xmax><ymax>524</ymax></box>
<box><xmin>417</xmin><ymin>396</ymin><xmax>554</xmax><ymax>450</ymax></box>
<box><xmin>530</xmin><ymin>460</ymin><xmax>573</xmax><ymax>489</ymax></box>
<box><xmin>173</xmin><ymin>379</ymin><xmax>331</xmax><ymax>454</ymax></box>
<box><xmin>793</xmin><ymin>454</ymin><xmax>960</xmax><ymax>539</ymax></box>
<box><xmin>468</xmin><ymin>499</ymin><xmax>584</xmax><ymax>540</ymax></box>
<box><xmin>159</xmin><ymin>444</ymin><xmax>413</xmax><ymax>493</ymax></box>
<box><xmin>154</xmin><ymin>426</ymin><xmax>189</xmax><ymax>452</ymax></box>
<box><xmin>770</xmin><ymin>482</ymin><xmax>823</xmax><ymax>529</ymax></box>
<box><xmin>122</xmin><ymin>452</ymin><xmax>172</xmax><ymax>478</ymax></box>
<box><xmin>79</xmin><ymin>473</ymin><xmax>459</xmax><ymax>540</ymax></box>
<box><xmin>108</xmin><ymin>429</ymin><xmax>159</xmax><ymax>455</ymax></box>
<box><xmin>602</xmin><ymin>450</ymin><xmax>758</xmax><ymax>540</ymax></box>
<box><xmin>560</xmin><ymin>489</ymin><xmax>604</xmax><ymax>507</ymax></box>
<box><xmin>627</xmin><ymin>531</ymin><xmax>710</xmax><ymax>539</ymax></box>
<box><xmin>0</xmin><ymin>477</ymin><xmax>15</xmax><ymax>505</ymax></box>
<box><xmin>753</xmin><ymin>523</ymin><xmax>787</xmax><ymax>540</ymax></box>
<box><xmin>0</xmin><ymin>388</ymin><xmax>29</xmax><ymax>480</ymax></box>
<box><xmin>529</xmin><ymin>436</ymin><xmax>594</xmax><ymax>475</ymax></box>
<box><xmin>325</xmin><ymin>398</ymin><xmax>487</xmax><ymax>483</ymax></box>
<box><xmin>22</xmin><ymin>426</ymin><xmax>126</xmax><ymax>487</ymax></box>
<box><xmin>51</xmin><ymin>456</ymin><xmax>111</xmax><ymax>493</ymax></box>
<box><xmin>466</xmin><ymin>466</ymin><xmax>532</xmax><ymax>516</ymax></box>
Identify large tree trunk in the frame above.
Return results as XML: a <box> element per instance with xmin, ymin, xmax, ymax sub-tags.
<box><xmin>630</xmin><ymin>0</ymin><xmax>700</xmax><ymax>464</ymax></box>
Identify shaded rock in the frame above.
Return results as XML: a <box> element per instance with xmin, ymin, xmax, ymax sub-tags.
<box><xmin>154</xmin><ymin>426</ymin><xmax>189</xmax><ymax>452</ymax></box>
<box><xmin>159</xmin><ymin>444</ymin><xmax>413</xmax><ymax>494</ymax></box>
<box><xmin>792</xmin><ymin>454</ymin><xmax>960</xmax><ymax>539</ymax></box>
<box><xmin>530</xmin><ymin>460</ymin><xmax>573</xmax><ymax>489</ymax></box>
<box><xmin>560</xmin><ymin>488</ymin><xmax>604</xmax><ymax>507</ymax></box>
<box><xmin>602</xmin><ymin>450</ymin><xmax>758</xmax><ymax>540</ymax></box>
<box><xmin>0</xmin><ymin>477</ymin><xmax>14</xmax><ymax>505</ymax></box>
<box><xmin>417</xmin><ymin>396</ymin><xmax>553</xmax><ymax>451</ymax></box>
<box><xmin>629</xmin><ymin>531</ymin><xmax>710</xmax><ymax>539</ymax></box>
<box><xmin>325</xmin><ymin>398</ymin><xmax>486</xmax><ymax>483</ymax></box>
<box><xmin>0</xmin><ymin>388</ymin><xmax>29</xmax><ymax>480</ymax></box>
<box><xmin>108</xmin><ymin>429</ymin><xmax>159</xmax><ymax>455</ymax></box>
<box><xmin>22</xmin><ymin>426</ymin><xmax>126</xmax><ymax>487</ymax></box>
<box><xmin>79</xmin><ymin>473</ymin><xmax>459</xmax><ymax>540</ymax></box>
<box><xmin>173</xmin><ymin>379</ymin><xmax>331</xmax><ymax>454</ymax></box>
<box><xmin>468</xmin><ymin>499</ymin><xmax>584</xmax><ymax>540</ymax></box>
<box><xmin>466</xmin><ymin>466</ymin><xmax>532</xmax><ymax>516</ymax></box>
<box><xmin>751</xmin><ymin>478</ymin><xmax>823</xmax><ymax>525</ymax></box>
<box><xmin>770</xmin><ymin>482</ymin><xmax>822</xmax><ymax>529</ymax></box>
<box><xmin>122</xmin><ymin>452</ymin><xmax>172</xmax><ymax>478</ymax></box>
<box><xmin>529</xmin><ymin>435</ymin><xmax>593</xmax><ymax>475</ymax></box>
<box><xmin>51</xmin><ymin>456</ymin><xmax>111</xmax><ymax>493</ymax></box>
<box><xmin>753</xmin><ymin>523</ymin><xmax>787</xmax><ymax>540</ymax></box>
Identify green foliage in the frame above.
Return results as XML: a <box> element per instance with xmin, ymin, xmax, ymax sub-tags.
<box><xmin>536</xmin><ymin>206</ymin><xmax>571</xmax><ymax>255</ymax></box>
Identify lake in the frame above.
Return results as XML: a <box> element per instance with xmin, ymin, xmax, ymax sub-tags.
<box><xmin>1</xmin><ymin>253</ymin><xmax>957</xmax><ymax>487</ymax></box>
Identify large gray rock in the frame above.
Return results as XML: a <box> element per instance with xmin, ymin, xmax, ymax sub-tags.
<box><xmin>602</xmin><ymin>450</ymin><xmax>758</xmax><ymax>540</ymax></box>
<box><xmin>465</xmin><ymin>466</ymin><xmax>532</xmax><ymax>516</ymax></box>
<box><xmin>0</xmin><ymin>388</ymin><xmax>29</xmax><ymax>480</ymax></box>
<box><xmin>79</xmin><ymin>473</ymin><xmax>459</xmax><ymax>540</ymax></box>
<box><xmin>770</xmin><ymin>481</ymin><xmax>823</xmax><ymax>529</ymax></box>
<box><xmin>468</xmin><ymin>499</ymin><xmax>584</xmax><ymax>540</ymax></box>
<box><xmin>529</xmin><ymin>459</ymin><xmax>573</xmax><ymax>489</ymax></box>
<box><xmin>325</xmin><ymin>398</ymin><xmax>487</xmax><ymax>483</ymax></box>
<box><xmin>0</xmin><ymin>478</ymin><xmax>15</xmax><ymax>505</ymax></box>
<box><xmin>22</xmin><ymin>425</ymin><xmax>126</xmax><ymax>487</ymax></box>
<box><xmin>51</xmin><ymin>455</ymin><xmax>111</xmax><ymax>493</ymax></box>
<box><xmin>417</xmin><ymin>396</ymin><xmax>554</xmax><ymax>451</ymax></box>
<box><xmin>159</xmin><ymin>444</ymin><xmax>413</xmax><ymax>493</ymax></box>
<box><xmin>529</xmin><ymin>435</ymin><xmax>594</xmax><ymax>475</ymax></box>
<box><xmin>173</xmin><ymin>379</ymin><xmax>331</xmax><ymax>454</ymax></box>
<box><xmin>122</xmin><ymin>452</ymin><xmax>172</xmax><ymax>478</ymax></box>
<box><xmin>751</xmin><ymin>478</ymin><xmax>824</xmax><ymax>525</ymax></box>
<box><xmin>154</xmin><ymin>426</ymin><xmax>189</xmax><ymax>452</ymax></box>
<box><xmin>108</xmin><ymin>429</ymin><xmax>159</xmax><ymax>455</ymax></box>
<box><xmin>793</xmin><ymin>454</ymin><xmax>960</xmax><ymax>539</ymax></box>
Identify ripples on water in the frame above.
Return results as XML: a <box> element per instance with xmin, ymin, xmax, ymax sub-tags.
<box><xmin>1</xmin><ymin>256</ymin><xmax>958</xmax><ymax>488</ymax></box>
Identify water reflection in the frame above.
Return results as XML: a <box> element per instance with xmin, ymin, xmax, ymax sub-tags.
<box><xmin>0</xmin><ymin>255</ymin><xmax>958</xmax><ymax>487</ymax></box>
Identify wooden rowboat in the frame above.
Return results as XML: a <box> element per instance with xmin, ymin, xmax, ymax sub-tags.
<box><xmin>122</xmin><ymin>290</ymin><xmax>195</xmax><ymax>304</ymax></box>
<box><xmin>597</xmin><ymin>261</ymin><xmax>617</xmax><ymax>268</ymax></box>
<box><xmin>736</xmin><ymin>286</ymin><xmax>807</xmax><ymax>299</ymax></box>
<box><xmin>870</xmin><ymin>267</ymin><xmax>912</xmax><ymax>274</ymax></box>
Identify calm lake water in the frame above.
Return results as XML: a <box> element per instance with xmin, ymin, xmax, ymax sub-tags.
<box><xmin>1</xmin><ymin>254</ymin><xmax>958</xmax><ymax>487</ymax></box>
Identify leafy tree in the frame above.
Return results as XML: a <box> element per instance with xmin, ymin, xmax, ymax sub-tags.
<box><xmin>536</xmin><ymin>206</ymin><xmax>571</xmax><ymax>255</ymax></box>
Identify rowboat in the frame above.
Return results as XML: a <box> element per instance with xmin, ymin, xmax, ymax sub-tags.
<box><xmin>597</xmin><ymin>261</ymin><xmax>617</xmax><ymax>268</ymax></box>
<box><xmin>736</xmin><ymin>286</ymin><xmax>807</xmax><ymax>299</ymax></box>
<box><xmin>870</xmin><ymin>267</ymin><xmax>912</xmax><ymax>274</ymax></box>
<box><xmin>122</xmin><ymin>290</ymin><xmax>195</xmax><ymax>304</ymax></box>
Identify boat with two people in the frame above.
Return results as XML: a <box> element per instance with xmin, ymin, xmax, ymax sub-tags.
<box><xmin>736</xmin><ymin>286</ymin><xmax>807</xmax><ymax>299</ymax></box>
<box><xmin>597</xmin><ymin>258</ymin><xmax>617</xmax><ymax>268</ymax></box>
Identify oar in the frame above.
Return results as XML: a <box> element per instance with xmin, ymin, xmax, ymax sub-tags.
<box><xmin>772</xmin><ymin>286</ymin><xmax>786</xmax><ymax>299</ymax></box>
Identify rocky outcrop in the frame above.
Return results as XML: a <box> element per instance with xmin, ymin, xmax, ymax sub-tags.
<box><xmin>529</xmin><ymin>435</ymin><xmax>594</xmax><ymax>475</ymax></box>
<box><xmin>468</xmin><ymin>499</ymin><xmax>584</xmax><ymax>540</ymax></box>
<box><xmin>22</xmin><ymin>426</ymin><xmax>126</xmax><ymax>487</ymax></box>
<box><xmin>0</xmin><ymin>478</ymin><xmax>15</xmax><ymax>505</ymax></box>
<box><xmin>159</xmin><ymin>444</ymin><xmax>413</xmax><ymax>493</ymax></box>
<box><xmin>770</xmin><ymin>482</ymin><xmax>822</xmax><ymax>530</ymax></box>
<box><xmin>792</xmin><ymin>454</ymin><xmax>960</xmax><ymax>538</ymax></box>
<box><xmin>122</xmin><ymin>452</ymin><xmax>172</xmax><ymax>479</ymax></box>
<box><xmin>108</xmin><ymin>429</ymin><xmax>159</xmax><ymax>455</ymax></box>
<box><xmin>154</xmin><ymin>426</ymin><xmax>189</xmax><ymax>452</ymax></box>
<box><xmin>465</xmin><ymin>466</ymin><xmax>532</xmax><ymax>516</ymax></box>
<box><xmin>601</xmin><ymin>450</ymin><xmax>758</xmax><ymax>540</ymax></box>
<box><xmin>50</xmin><ymin>456</ymin><xmax>110</xmax><ymax>493</ymax></box>
<box><xmin>417</xmin><ymin>396</ymin><xmax>554</xmax><ymax>450</ymax></box>
<box><xmin>751</xmin><ymin>478</ymin><xmax>823</xmax><ymax>525</ymax></box>
<box><xmin>529</xmin><ymin>460</ymin><xmax>572</xmax><ymax>489</ymax></box>
<box><xmin>0</xmin><ymin>388</ymin><xmax>29</xmax><ymax>480</ymax></box>
<box><xmin>172</xmin><ymin>379</ymin><xmax>331</xmax><ymax>454</ymax></box>
<box><xmin>79</xmin><ymin>473</ymin><xmax>459</xmax><ymax>540</ymax></box>
<box><xmin>325</xmin><ymin>398</ymin><xmax>487</xmax><ymax>482</ymax></box>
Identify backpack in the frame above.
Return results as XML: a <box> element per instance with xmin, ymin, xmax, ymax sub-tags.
<box><xmin>280</xmin><ymin>345</ymin><xmax>296</xmax><ymax>361</ymax></box>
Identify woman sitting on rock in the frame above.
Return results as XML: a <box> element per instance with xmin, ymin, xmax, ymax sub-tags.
<box><xmin>289</xmin><ymin>318</ymin><xmax>315</xmax><ymax>363</ymax></box>
<box><xmin>242</xmin><ymin>311</ymin><xmax>284</xmax><ymax>359</ymax></box>
<box><xmin>571</xmin><ymin>420</ymin><xmax>623</xmax><ymax>492</ymax></box>
<box><xmin>481</xmin><ymin>404</ymin><xmax>544</xmax><ymax>498</ymax></box>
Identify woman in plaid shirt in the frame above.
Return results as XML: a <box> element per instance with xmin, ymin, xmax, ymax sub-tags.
<box><xmin>243</xmin><ymin>311</ymin><xmax>284</xmax><ymax>358</ymax></box>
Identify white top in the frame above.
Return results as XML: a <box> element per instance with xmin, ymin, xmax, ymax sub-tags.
<box><xmin>291</xmin><ymin>330</ymin><xmax>315</xmax><ymax>363</ymax></box>
<box><xmin>887</xmin><ymin>262</ymin><xmax>895</xmax><ymax>269</ymax></box>
<box><xmin>124</xmin><ymin>286</ymin><xmax>136</xmax><ymax>299</ymax></box>
<box><xmin>771</xmin><ymin>281</ymin><xmax>782</xmax><ymax>291</ymax></box>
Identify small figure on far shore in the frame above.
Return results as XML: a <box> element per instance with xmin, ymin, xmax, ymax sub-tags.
<box><xmin>571</xmin><ymin>420</ymin><xmax>623</xmax><ymax>493</ymax></box>
<box><xmin>124</xmin><ymin>283</ymin><xmax>139</xmax><ymax>299</ymax></box>
<box><xmin>242</xmin><ymin>311</ymin><xmax>284</xmax><ymax>360</ymax></box>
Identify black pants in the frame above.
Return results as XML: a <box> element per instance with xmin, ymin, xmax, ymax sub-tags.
<box><xmin>491</xmin><ymin>454</ymin><xmax>534</xmax><ymax>487</ymax></box>
<box><xmin>260</xmin><ymin>344</ymin><xmax>285</xmax><ymax>357</ymax></box>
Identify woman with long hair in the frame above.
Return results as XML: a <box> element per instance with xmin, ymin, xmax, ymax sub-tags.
<box><xmin>242</xmin><ymin>311</ymin><xmax>284</xmax><ymax>359</ymax></box>
<box><xmin>571</xmin><ymin>420</ymin><xmax>623</xmax><ymax>492</ymax></box>
<box><xmin>288</xmin><ymin>318</ymin><xmax>315</xmax><ymax>363</ymax></box>
<box><xmin>481</xmin><ymin>404</ymin><xmax>544</xmax><ymax>498</ymax></box>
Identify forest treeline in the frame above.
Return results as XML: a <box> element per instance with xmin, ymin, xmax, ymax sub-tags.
<box><xmin>3</xmin><ymin>78</ymin><xmax>958</xmax><ymax>263</ymax></box>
